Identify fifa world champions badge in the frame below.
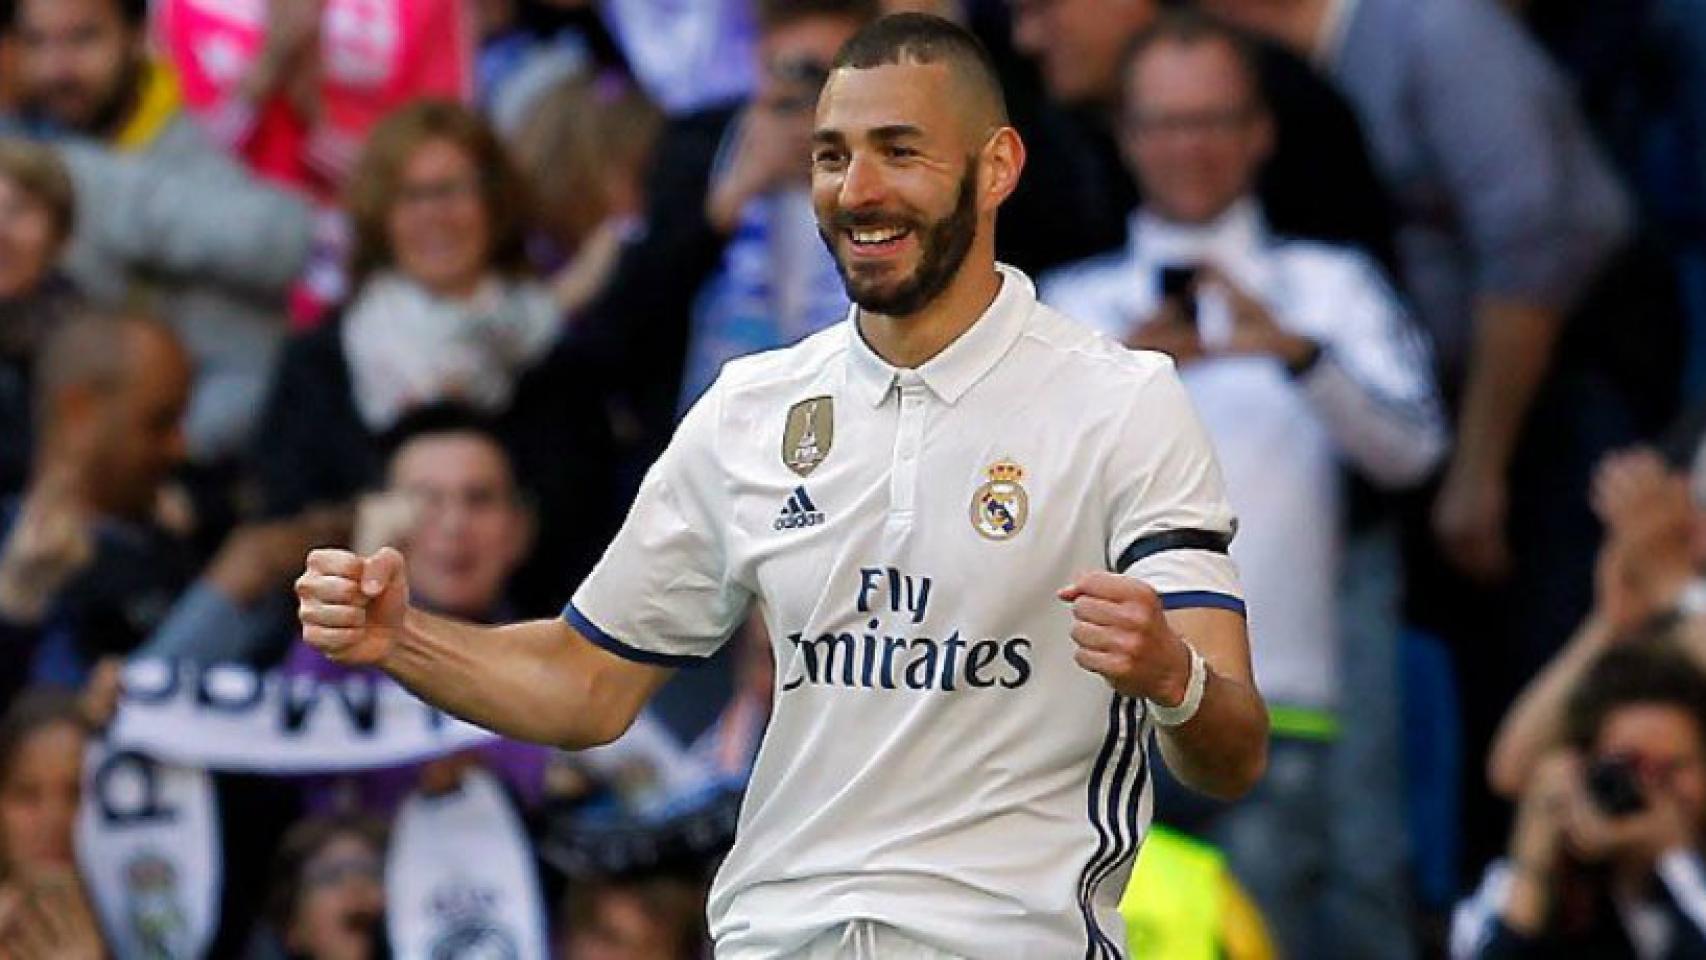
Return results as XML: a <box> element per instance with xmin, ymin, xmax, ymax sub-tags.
<box><xmin>783</xmin><ymin>396</ymin><xmax>834</xmax><ymax>477</ymax></box>
<box><xmin>971</xmin><ymin>459</ymin><xmax>1029</xmax><ymax>540</ymax></box>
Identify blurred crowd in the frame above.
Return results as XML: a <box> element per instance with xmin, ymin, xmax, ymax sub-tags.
<box><xmin>0</xmin><ymin>0</ymin><xmax>1703</xmax><ymax>957</ymax></box>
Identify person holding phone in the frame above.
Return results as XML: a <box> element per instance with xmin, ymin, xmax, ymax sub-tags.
<box><xmin>1454</xmin><ymin>642</ymin><xmax>1706</xmax><ymax>959</ymax></box>
<box><xmin>1040</xmin><ymin>12</ymin><xmax>1444</xmax><ymax>958</ymax></box>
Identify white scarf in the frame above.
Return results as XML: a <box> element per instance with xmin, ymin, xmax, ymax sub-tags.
<box><xmin>386</xmin><ymin>770</ymin><xmax>548</xmax><ymax>960</ymax></box>
<box><xmin>342</xmin><ymin>273</ymin><xmax>562</xmax><ymax>432</ymax></box>
<box><xmin>77</xmin><ymin>744</ymin><xmax>221</xmax><ymax>960</ymax></box>
<box><xmin>106</xmin><ymin>661</ymin><xmax>496</xmax><ymax>773</ymax></box>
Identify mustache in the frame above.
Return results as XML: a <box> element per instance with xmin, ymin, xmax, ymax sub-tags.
<box><xmin>829</xmin><ymin>209</ymin><xmax>917</xmax><ymax>231</ymax></box>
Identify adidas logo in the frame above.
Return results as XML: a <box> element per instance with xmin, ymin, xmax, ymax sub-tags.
<box><xmin>774</xmin><ymin>486</ymin><xmax>826</xmax><ymax>531</ymax></box>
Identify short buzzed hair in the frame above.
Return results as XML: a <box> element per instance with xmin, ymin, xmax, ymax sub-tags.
<box><xmin>832</xmin><ymin>13</ymin><xmax>1009</xmax><ymax>126</ymax></box>
<box><xmin>31</xmin><ymin>306</ymin><xmax>171</xmax><ymax>430</ymax></box>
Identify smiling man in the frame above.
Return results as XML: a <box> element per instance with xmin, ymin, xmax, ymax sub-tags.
<box><xmin>297</xmin><ymin>13</ymin><xmax>1267</xmax><ymax>958</ymax></box>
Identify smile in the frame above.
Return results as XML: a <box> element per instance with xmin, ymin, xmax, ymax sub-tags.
<box><xmin>845</xmin><ymin>225</ymin><xmax>913</xmax><ymax>257</ymax></box>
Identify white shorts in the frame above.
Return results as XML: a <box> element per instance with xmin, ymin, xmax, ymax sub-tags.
<box><xmin>720</xmin><ymin>921</ymin><xmax>966</xmax><ymax>960</ymax></box>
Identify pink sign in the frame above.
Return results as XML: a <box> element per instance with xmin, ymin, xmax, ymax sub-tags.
<box><xmin>157</xmin><ymin>0</ymin><xmax>473</xmax><ymax>197</ymax></box>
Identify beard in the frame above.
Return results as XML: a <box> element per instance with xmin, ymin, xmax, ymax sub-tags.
<box><xmin>24</xmin><ymin>56</ymin><xmax>143</xmax><ymax>137</ymax></box>
<box><xmin>820</xmin><ymin>158</ymin><xmax>980</xmax><ymax>318</ymax></box>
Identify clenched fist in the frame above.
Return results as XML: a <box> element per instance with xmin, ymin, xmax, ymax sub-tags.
<box><xmin>295</xmin><ymin>546</ymin><xmax>410</xmax><ymax>666</ymax></box>
<box><xmin>1059</xmin><ymin>571</ymin><xmax>1193</xmax><ymax>706</ymax></box>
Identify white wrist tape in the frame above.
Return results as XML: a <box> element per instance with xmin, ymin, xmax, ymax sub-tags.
<box><xmin>1149</xmin><ymin>643</ymin><xmax>1207</xmax><ymax>728</ymax></box>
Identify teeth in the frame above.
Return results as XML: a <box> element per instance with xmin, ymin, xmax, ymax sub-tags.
<box><xmin>852</xmin><ymin>227</ymin><xmax>906</xmax><ymax>245</ymax></box>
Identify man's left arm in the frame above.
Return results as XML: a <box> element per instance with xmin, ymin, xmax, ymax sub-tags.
<box><xmin>1212</xmin><ymin>260</ymin><xmax>1446</xmax><ymax>490</ymax></box>
<box><xmin>1407</xmin><ymin>0</ymin><xmax>1631</xmax><ymax>582</ymax></box>
<box><xmin>1062</xmin><ymin>573</ymin><xmax>1266</xmax><ymax>799</ymax></box>
<box><xmin>56</xmin><ymin>140</ymin><xmax>315</xmax><ymax>297</ymax></box>
<box><xmin>1083</xmin><ymin>363</ymin><xmax>1267</xmax><ymax>800</ymax></box>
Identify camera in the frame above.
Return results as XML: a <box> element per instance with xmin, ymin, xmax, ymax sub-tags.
<box><xmin>1158</xmin><ymin>264</ymin><xmax>1200</xmax><ymax>327</ymax></box>
<box><xmin>1588</xmin><ymin>757</ymin><xmax>1648</xmax><ymax>818</ymax></box>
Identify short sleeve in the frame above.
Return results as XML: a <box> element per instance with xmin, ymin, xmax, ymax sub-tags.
<box><xmin>1104</xmin><ymin>362</ymin><xmax>1244</xmax><ymax>616</ymax></box>
<box><xmin>566</xmin><ymin>379</ymin><xmax>751</xmax><ymax>666</ymax></box>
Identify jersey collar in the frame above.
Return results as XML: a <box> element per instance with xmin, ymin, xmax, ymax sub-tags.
<box><xmin>844</xmin><ymin>263</ymin><xmax>1035</xmax><ymax>407</ymax></box>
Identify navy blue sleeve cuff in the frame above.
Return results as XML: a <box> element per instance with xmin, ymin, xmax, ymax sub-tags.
<box><xmin>562</xmin><ymin>603</ymin><xmax>707</xmax><ymax>668</ymax></box>
<box><xmin>1159</xmin><ymin>591</ymin><xmax>1247</xmax><ymax>617</ymax></box>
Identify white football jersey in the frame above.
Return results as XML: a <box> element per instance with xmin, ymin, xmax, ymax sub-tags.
<box><xmin>569</xmin><ymin>265</ymin><xmax>1244</xmax><ymax>958</ymax></box>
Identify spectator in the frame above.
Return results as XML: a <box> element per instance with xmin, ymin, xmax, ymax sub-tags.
<box><xmin>159</xmin><ymin>0</ymin><xmax>476</xmax><ymax>198</ymax></box>
<box><xmin>573</xmin><ymin>0</ymin><xmax>877</xmax><ymax>450</ymax></box>
<box><xmin>508</xmin><ymin>71</ymin><xmax>663</xmax><ymax>322</ymax></box>
<box><xmin>557</xmin><ymin>872</ymin><xmax>707</xmax><ymax>960</ymax></box>
<box><xmin>1120</xmin><ymin>824</ymin><xmax>1278</xmax><ymax>960</ymax></box>
<box><xmin>0</xmin><ymin>691</ymin><xmax>107</xmax><ymax>959</ymax></box>
<box><xmin>253</xmin><ymin>100</ymin><xmax>616</xmax><ymax>613</ymax></box>
<box><xmin>0</xmin><ymin>139</ymin><xmax>76</xmax><ymax>499</ymax></box>
<box><xmin>1041</xmin><ymin>13</ymin><xmax>1444</xmax><ymax>958</ymax></box>
<box><xmin>0</xmin><ymin>309</ymin><xmax>336</xmax><ymax>697</ymax></box>
<box><xmin>283</xmin><ymin>404</ymin><xmax>550</xmax><ymax>817</ymax></box>
<box><xmin>7</xmin><ymin>0</ymin><xmax>316</xmax><ymax>462</ymax></box>
<box><xmin>1002</xmin><ymin>0</ymin><xmax>1397</xmax><ymax>274</ymax></box>
<box><xmin>1204</xmin><ymin>0</ymin><xmax>1666</xmax><ymax>879</ymax></box>
<box><xmin>598</xmin><ymin>0</ymin><xmax>759</xmax><ymax>116</ymax></box>
<box><xmin>251</xmin><ymin>816</ymin><xmax>387</xmax><ymax>960</ymax></box>
<box><xmin>0</xmin><ymin>310</ymin><xmax>193</xmax><ymax>695</ymax></box>
<box><xmin>1488</xmin><ymin>448</ymin><xmax>1706</xmax><ymax>797</ymax></box>
<box><xmin>676</xmin><ymin>0</ymin><xmax>880</xmax><ymax>407</ymax></box>
<box><xmin>476</xmin><ymin>0</ymin><xmax>602</xmax><ymax>136</ymax></box>
<box><xmin>1453</xmin><ymin>641</ymin><xmax>1706</xmax><ymax>958</ymax></box>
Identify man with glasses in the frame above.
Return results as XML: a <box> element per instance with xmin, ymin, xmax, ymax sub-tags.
<box><xmin>1042</xmin><ymin>12</ymin><xmax>1444</xmax><ymax>958</ymax></box>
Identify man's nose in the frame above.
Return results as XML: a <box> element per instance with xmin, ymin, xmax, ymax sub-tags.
<box><xmin>839</xmin><ymin>154</ymin><xmax>888</xmax><ymax>211</ymax></box>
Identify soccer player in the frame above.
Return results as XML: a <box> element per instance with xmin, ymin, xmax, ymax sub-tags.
<box><xmin>296</xmin><ymin>13</ymin><xmax>1268</xmax><ymax>958</ymax></box>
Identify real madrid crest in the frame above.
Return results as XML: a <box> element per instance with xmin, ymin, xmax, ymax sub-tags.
<box><xmin>783</xmin><ymin>396</ymin><xmax>834</xmax><ymax>477</ymax></box>
<box><xmin>971</xmin><ymin>459</ymin><xmax>1029</xmax><ymax>540</ymax></box>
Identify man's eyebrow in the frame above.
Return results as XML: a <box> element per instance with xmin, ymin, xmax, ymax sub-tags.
<box><xmin>812</xmin><ymin>124</ymin><xmax>927</xmax><ymax>145</ymax></box>
<box><xmin>869</xmin><ymin>124</ymin><xmax>925</xmax><ymax>142</ymax></box>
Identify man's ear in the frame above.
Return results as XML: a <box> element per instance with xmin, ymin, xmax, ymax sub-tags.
<box><xmin>980</xmin><ymin>126</ymin><xmax>1027</xmax><ymax>213</ymax></box>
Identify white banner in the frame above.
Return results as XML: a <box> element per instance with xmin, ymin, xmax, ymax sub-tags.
<box><xmin>76</xmin><ymin>744</ymin><xmax>221</xmax><ymax>960</ymax></box>
<box><xmin>387</xmin><ymin>770</ymin><xmax>549</xmax><ymax>960</ymax></box>
<box><xmin>107</xmin><ymin>660</ymin><xmax>496</xmax><ymax>773</ymax></box>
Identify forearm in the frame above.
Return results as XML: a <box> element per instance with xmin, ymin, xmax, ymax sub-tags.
<box><xmin>1487</xmin><ymin>617</ymin><xmax>1611</xmax><ymax>797</ymax></box>
<box><xmin>383</xmin><ymin>610</ymin><xmax>660</xmax><ymax>750</ymax></box>
<box><xmin>1500</xmin><ymin>866</ymin><xmax>1552</xmax><ymax>937</ymax></box>
<box><xmin>1157</xmin><ymin>667</ymin><xmax>1268</xmax><ymax>801</ymax></box>
<box><xmin>135</xmin><ymin>580</ymin><xmax>271</xmax><ymax>664</ymax></box>
<box><xmin>1297</xmin><ymin>350</ymin><xmax>1447</xmax><ymax>488</ymax></box>
<box><xmin>1453</xmin><ymin>298</ymin><xmax>1562</xmax><ymax>478</ymax></box>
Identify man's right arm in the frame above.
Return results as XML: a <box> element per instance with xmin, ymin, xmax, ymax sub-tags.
<box><xmin>385</xmin><ymin>611</ymin><xmax>674</xmax><ymax>750</ymax></box>
<box><xmin>298</xmin><ymin>547</ymin><xmax>673</xmax><ymax>750</ymax></box>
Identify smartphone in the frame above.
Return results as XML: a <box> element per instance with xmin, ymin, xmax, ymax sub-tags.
<box><xmin>1588</xmin><ymin>757</ymin><xmax>1647</xmax><ymax>817</ymax></box>
<box><xmin>1158</xmin><ymin>264</ymin><xmax>1200</xmax><ymax>327</ymax></box>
